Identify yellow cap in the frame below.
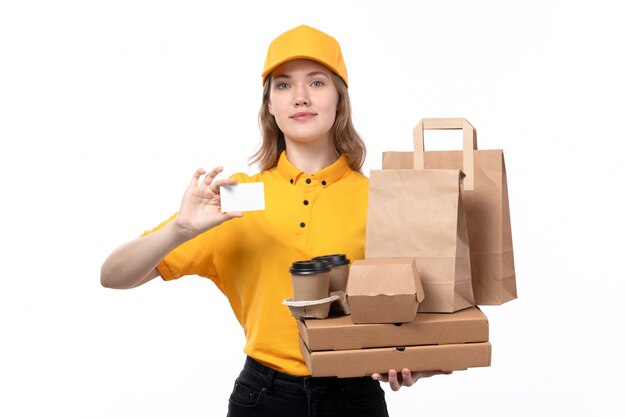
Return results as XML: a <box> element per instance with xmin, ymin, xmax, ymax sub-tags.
<box><xmin>262</xmin><ymin>25</ymin><xmax>348</xmax><ymax>87</ymax></box>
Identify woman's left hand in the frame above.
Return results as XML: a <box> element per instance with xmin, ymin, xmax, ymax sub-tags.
<box><xmin>371</xmin><ymin>369</ymin><xmax>452</xmax><ymax>391</ymax></box>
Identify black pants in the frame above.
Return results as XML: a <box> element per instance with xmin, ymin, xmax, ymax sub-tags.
<box><xmin>227</xmin><ymin>356</ymin><xmax>389</xmax><ymax>417</ymax></box>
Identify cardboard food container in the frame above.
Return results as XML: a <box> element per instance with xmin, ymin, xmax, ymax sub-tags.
<box><xmin>297</xmin><ymin>306</ymin><xmax>490</xmax><ymax>378</ymax></box>
<box><xmin>329</xmin><ymin>290</ymin><xmax>350</xmax><ymax>315</ymax></box>
<box><xmin>282</xmin><ymin>295</ymin><xmax>339</xmax><ymax>319</ymax></box>
<box><xmin>346</xmin><ymin>258</ymin><xmax>425</xmax><ymax>324</ymax></box>
<box><xmin>297</xmin><ymin>306</ymin><xmax>488</xmax><ymax>351</ymax></box>
<box><xmin>300</xmin><ymin>337</ymin><xmax>491</xmax><ymax>378</ymax></box>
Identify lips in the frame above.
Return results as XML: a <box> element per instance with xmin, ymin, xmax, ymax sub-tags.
<box><xmin>290</xmin><ymin>111</ymin><xmax>317</xmax><ymax>120</ymax></box>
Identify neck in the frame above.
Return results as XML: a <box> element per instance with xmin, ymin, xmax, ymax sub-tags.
<box><xmin>284</xmin><ymin>137</ymin><xmax>338</xmax><ymax>174</ymax></box>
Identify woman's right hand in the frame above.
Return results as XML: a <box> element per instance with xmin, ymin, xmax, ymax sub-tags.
<box><xmin>101</xmin><ymin>166</ymin><xmax>242</xmax><ymax>289</ymax></box>
<box><xmin>173</xmin><ymin>166</ymin><xmax>243</xmax><ymax>238</ymax></box>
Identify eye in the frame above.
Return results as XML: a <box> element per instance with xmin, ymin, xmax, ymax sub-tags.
<box><xmin>311</xmin><ymin>80</ymin><xmax>324</xmax><ymax>87</ymax></box>
<box><xmin>275</xmin><ymin>82</ymin><xmax>290</xmax><ymax>90</ymax></box>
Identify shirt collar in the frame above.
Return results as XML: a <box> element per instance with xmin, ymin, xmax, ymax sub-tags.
<box><xmin>275</xmin><ymin>151</ymin><xmax>351</xmax><ymax>187</ymax></box>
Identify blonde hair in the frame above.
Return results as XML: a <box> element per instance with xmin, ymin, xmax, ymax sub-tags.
<box><xmin>250</xmin><ymin>72</ymin><xmax>366</xmax><ymax>172</ymax></box>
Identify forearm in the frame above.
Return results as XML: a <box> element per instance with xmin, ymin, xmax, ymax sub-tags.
<box><xmin>100</xmin><ymin>219</ymin><xmax>196</xmax><ymax>289</ymax></box>
<box><xmin>101</xmin><ymin>166</ymin><xmax>241</xmax><ymax>289</ymax></box>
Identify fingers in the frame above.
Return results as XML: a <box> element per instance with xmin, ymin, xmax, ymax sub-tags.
<box><xmin>202</xmin><ymin>166</ymin><xmax>225</xmax><ymax>187</ymax></box>
<box><xmin>401</xmin><ymin>369</ymin><xmax>416</xmax><ymax>387</ymax></box>
<box><xmin>222</xmin><ymin>211</ymin><xmax>244</xmax><ymax>220</ymax></box>
<box><xmin>372</xmin><ymin>370</ymin><xmax>411</xmax><ymax>390</ymax></box>
<box><xmin>210</xmin><ymin>211</ymin><xmax>244</xmax><ymax>229</ymax></box>
<box><xmin>189</xmin><ymin>168</ymin><xmax>207</xmax><ymax>187</ymax></box>
<box><xmin>210</xmin><ymin>177</ymin><xmax>238</xmax><ymax>194</ymax></box>
<box><xmin>371</xmin><ymin>373</ymin><xmax>387</xmax><ymax>382</ymax></box>
<box><xmin>189</xmin><ymin>167</ymin><xmax>222</xmax><ymax>189</ymax></box>
<box><xmin>375</xmin><ymin>369</ymin><xmax>452</xmax><ymax>392</ymax></box>
<box><xmin>189</xmin><ymin>166</ymin><xmax>238</xmax><ymax>195</ymax></box>
<box><xmin>388</xmin><ymin>369</ymin><xmax>401</xmax><ymax>391</ymax></box>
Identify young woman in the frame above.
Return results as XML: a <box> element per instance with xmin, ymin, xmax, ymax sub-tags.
<box><xmin>101</xmin><ymin>25</ymin><xmax>441</xmax><ymax>417</ymax></box>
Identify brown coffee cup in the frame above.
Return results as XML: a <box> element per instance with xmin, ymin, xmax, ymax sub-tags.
<box><xmin>290</xmin><ymin>260</ymin><xmax>331</xmax><ymax>301</ymax></box>
<box><xmin>312</xmin><ymin>254</ymin><xmax>350</xmax><ymax>292</ymax></box>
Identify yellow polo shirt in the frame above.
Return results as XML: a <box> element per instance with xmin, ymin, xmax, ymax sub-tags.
<box><xmin>145</xmin><ymin>151</ymin><xmax>369</xmax><ymax>375</ymax></box>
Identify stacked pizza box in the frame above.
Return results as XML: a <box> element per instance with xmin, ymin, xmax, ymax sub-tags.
<box><xmin>296</xmin><ymin>258</ymin><xmax>491</xmax><ymax>378</ymax></box>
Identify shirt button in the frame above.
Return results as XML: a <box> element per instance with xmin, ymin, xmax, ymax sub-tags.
<box><xmin>290</xmin><ymin>179</ymin><xmax>294</xmax><ymax>184</ymax></box>
<box><xmin>303</xmin><ymin>200</ymin><xmax>309</xmax><ymax>206</ymax></box>
<box><xmin>305</xmin><ymin>178</ymin><xmax>311</xmax><ymax>184</ymax></box>
<box><xmin>322</xmin><ymin>180</ymin><xmax>327</xmax><ymax>186</ymax></box>
<box><xmin>300</xmin><ymin>222</ymin><xmax>306</xmax><ymax>228</ymax></box>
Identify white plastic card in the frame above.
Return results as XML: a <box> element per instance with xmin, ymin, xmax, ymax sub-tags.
<box><xmin>220</xmin><ymin>182</ymin><xmax>265</xmax><ymax>212</ymax></box>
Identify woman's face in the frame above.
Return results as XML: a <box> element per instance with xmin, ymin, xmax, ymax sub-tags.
<box><xmin>268</xmin><ymin>59</ymin><xmax>339</xmax><ymax>147</ymax></box>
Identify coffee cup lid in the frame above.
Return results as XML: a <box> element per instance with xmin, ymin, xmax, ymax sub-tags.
<box><xmin>289</xmin><ymin>260</ymin><xmax>331</xmax><ymax>275</ymax></box>
<box><xmin>311</xmin><ymin>254</ymin><xmax>350</xmax><ymax>267</ymax></box>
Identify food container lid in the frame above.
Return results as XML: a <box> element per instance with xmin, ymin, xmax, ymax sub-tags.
<box><xmin>289</xmin><ymin>260</ymin><xmax>331</xmax><ymax>275</ymax></box>
<box><xmin>311</xmin><ymin>254</ymin><xmax>350</xmax><ymax>267</ymax></box>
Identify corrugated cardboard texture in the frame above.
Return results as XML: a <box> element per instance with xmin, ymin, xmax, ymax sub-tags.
<box><xmin>298</xmin><ymin>306</ymin><xmax>488</xmax><ymax>351</ymax></box>
<box><xmin>300</xmin><ymin>337</ymin><xmax>491</xmax><ymax>378</ymax></box>
<box><xmin>348</xmin><ymin>295</ymin><xmax>418</xmax><ymax>323</ymax></box>
<box><xmin>346</xmin><ymin>258</ymin><xmax>425</xmax><ymax>323</ymax></box>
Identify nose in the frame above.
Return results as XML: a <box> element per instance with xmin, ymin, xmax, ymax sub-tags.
<box><xmin>294</xmin><ymin>97</ymin><xmax>310</xmax><ymax>107</ymax></box>
<box><xmin>293</xmin><ymin>84</ymin><xmax>310</xmax><ymax>107</ymax></box>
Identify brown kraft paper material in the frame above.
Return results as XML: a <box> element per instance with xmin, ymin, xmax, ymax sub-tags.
<box><xmin>382</xmin><ymin>118</ymin><xmax>517</xmax><ymax>305</ymax></box>
<box><xmin>365</xmin><ymin>168</ymin><xmax>474</xmax><ymax>312</ymax></box>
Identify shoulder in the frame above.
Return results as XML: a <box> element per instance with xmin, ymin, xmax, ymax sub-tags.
<box><xmin>348</xmin><ymin>169</ymin><xmax>369</xmax><ymax>183</ymax></box>
<box><xmin>343</xmin><ymin>169</ymin><xmax>369</xmax><ymax>189</ymax></box>
<box><xmin>228</xmin><ymin>171</ymin><xmax>264</xmax><ymax>183</ymax></box>
<box><xmin>329</xmin><ymin>168</ymin><xmax>369</xmax><ymax>209</ymax></box>
<box><xmin>229</xmin><ymin>167</ymin><xmax>286</xmax><ymax>186</ymax></box>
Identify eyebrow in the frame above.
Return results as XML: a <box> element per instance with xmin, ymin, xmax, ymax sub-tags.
<box><xmin>273</xmin><ymin>71</ymin><xmax>330</xmax><ymax>81</ymax></box>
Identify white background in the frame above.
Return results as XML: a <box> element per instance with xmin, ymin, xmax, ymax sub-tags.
<box><xmin>1</xmin><ymin>1</ymin><xmax>624</xmax><ymax>416</ymax></box>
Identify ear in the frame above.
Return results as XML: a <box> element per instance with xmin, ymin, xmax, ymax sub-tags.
<box><xmin>267</xmin><ymin>100</ymin><xmax>274</xmax><ymax>116</ymax></box>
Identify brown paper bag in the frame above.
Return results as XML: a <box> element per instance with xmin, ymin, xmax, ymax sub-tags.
<box><xmin>365</xmin><ymin>168</ymin><xmax>474</xmax><ymax>313</ymax></box>
<box><xmin>383</xmin><ymin>118</ymin><xmax>517</xmax><ymax>305</ymax></box>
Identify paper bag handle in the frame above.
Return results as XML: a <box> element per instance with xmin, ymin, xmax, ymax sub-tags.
<box><xmin>413</xmin><ymin>118</ymin><xmax>477</xmax><ymax>190</ymax></box>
